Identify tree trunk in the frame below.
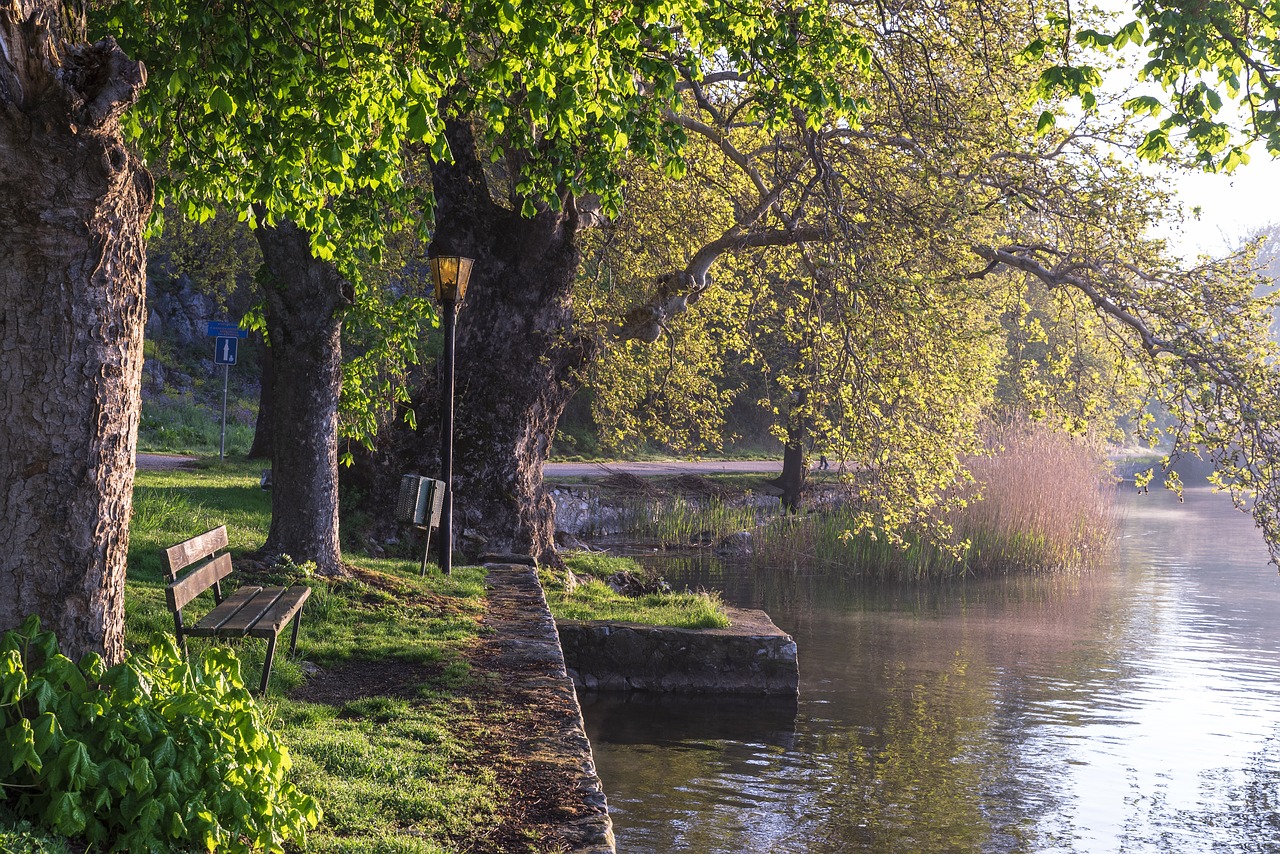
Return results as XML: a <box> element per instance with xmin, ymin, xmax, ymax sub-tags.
<box><xmin>0</xmin><ymin>6</ymin><xmax>150</xmax><ymax>663</ymax></box>
<box><xmin>253</xmin><ymin>217</ymin><xmax>349</xmax><ymax>575</ymax></box>
<box><xmin>246</xmin><ymin>342</ymin><xmax>273</xmax><ymax>459</ymax></box>
<box><xmin>359</xmin><ymin>120</ymin><xmax>590</xmax><ymax>565</ymax></box>
<box><xmin>778</xmin><ymin>435</ymin><xmax>808</xmax><ymax>512</ymax></box>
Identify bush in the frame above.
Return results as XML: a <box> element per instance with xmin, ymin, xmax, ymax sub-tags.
<box><xmin>0</xmin><ymin>616</ymin><xmax>319</xmax><ymax>853</ymax></box>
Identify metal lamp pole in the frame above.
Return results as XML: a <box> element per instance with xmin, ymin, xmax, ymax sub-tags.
<box><xmin>430</xmin><ymin>256</ymin><xmax>473</xmax><ymax>576</ymax></box>
<box><xmin>438</xmin><ymin>294</ymin><xmax>457</xmax><ymax>576</ymax></box>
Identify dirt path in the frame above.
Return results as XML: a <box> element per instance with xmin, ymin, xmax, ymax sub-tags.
<box><xmin>136</xmin><ymin>454</ymin><xmax>785</xmax><ymax>477</ymax></box>
<box><xmin>136</xmin><ymin>453</ymin><xmax>198</xmax><ymax>469</ymax></box>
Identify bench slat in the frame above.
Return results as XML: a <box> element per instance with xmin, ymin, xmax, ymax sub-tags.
<box><xmin>166</xmin><ymin>554</ymin><xmax>235</xmax><ymax>612</ymax></box>
<box><xmin>185</xmin><ymin>585</ymin><xmax>265</xmax><ymax>636</ymax></box>
<box><xmin>164</xmin><ymin>526</ymin><xmax>229</xmax><ymax>579</ymax></box>
<box><xmin>221</xmin><ymin>588</ymin><xmax>298</xmax><ymax>635</ymax></box>
<box><xmin>246</xmin><ymin>586</ymin><xmax>311</xmax><ymax>639</ymax></box>
<box><xmin>212</xmin><ymin>586</ymin><xmax>286</xmax><ymax>634</ymax></box>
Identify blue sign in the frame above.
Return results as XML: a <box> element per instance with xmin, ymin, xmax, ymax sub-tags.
<box><xmin>214</xmin><ymin>336</ymin><xmax>238</xmax><ymax>366</ymax></box>
<box><xmin>206</xmin><ymin>321</ymin><xmax>248</xmax><ymax>338</ymax></box>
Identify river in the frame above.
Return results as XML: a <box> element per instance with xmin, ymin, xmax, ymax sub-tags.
<box><xmin>578</xmin><ymin>486</ymin><xmax>1280</xmax><ymax>853</ymax></box>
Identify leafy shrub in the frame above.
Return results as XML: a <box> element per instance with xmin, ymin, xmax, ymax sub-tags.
<box><xmin>0</xmin><ymin>616</ymin><xmax>319</xmax><ymax>852</ymax></box>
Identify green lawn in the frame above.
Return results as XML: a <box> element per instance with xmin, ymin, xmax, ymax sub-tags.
<box><xmin>124</xmin><ymin>462</ymin><xmax>506</xmax><ymax>853</ymax></box>
<box><xmin>547</xmin><ymin>552</ymin><xmax>731</xmax><ymax>629</ymax></box>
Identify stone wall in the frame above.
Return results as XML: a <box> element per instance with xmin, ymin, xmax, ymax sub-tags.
<box><xmin>557</xmin><ymin>607</ymin><xmax>798</xmax><ymax>695</ymax></box>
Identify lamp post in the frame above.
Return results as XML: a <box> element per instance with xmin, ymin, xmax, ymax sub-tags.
<box><xmin>429</xmin><ymin>256</ymin><xmax>474</xmax><ymax>576</ymax></box>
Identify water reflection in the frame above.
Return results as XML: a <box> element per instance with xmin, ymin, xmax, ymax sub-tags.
<box><xmin>581</xmin><ymin>487</ymin><xmax>1280</xmax><ymax>853</ymax></box>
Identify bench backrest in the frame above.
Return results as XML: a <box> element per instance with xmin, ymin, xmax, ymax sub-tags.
<box><xmin>164</xmin><ymin>526</ymin><xmax>234</xmax><ymax>612</ymax></box>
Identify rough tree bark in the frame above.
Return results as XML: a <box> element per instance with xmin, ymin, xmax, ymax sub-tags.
<box><xmin>253</xmin><ymin>216</ymin><xmax>349</xmax><ymax>575</ymax></box>
<box><xmin>777</xmin><ymin>434</ymin><xmax>808</xmax><ymax>512</ymax></box>
<box><xmin>0</xmin><ymin>1</ymin><xmax>151</xmax><ymax>663</ymax></box>
<box><xmin>246</xmin><ymin>342</ymin><xmax>273</xmax><ymax>459</ymax></box>
<box><xmin>362</xmin><ymin>120</ymin><xmax>591</xmax><ymax>564</ymax></box>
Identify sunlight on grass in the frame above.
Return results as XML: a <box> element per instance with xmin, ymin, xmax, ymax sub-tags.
<box><xmin>124</xmin><ymin>463</ymin><xmax>505</xmax><ymax>852</ymax></box>
<box><xmin>544</xmin><ymin>552</ymin><xmax>731</xmax><ymax>628</ymax></box>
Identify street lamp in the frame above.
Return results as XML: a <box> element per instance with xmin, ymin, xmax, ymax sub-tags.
<box><xmin>430</xmin><ymin>255</ymin><xmax>474</xmax><ymax>576</ymax></box>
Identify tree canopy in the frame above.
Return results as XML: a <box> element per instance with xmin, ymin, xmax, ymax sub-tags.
<box><xmin>573</xmin><ymin>0</ymin><xmax>1280</xmax><ymax>554</ymax></box>
<box><xmin>89</xmin><ymin>0</ymin><xmax>1280</xmax><ymax>566</ymax></box>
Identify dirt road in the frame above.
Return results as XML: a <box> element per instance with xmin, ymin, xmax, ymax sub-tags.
<box><xmin>543</xmin><ymin>459</ymin><xmax>782</xmax><ymax>478</ymax></box>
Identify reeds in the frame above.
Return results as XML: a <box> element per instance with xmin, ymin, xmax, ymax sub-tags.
<box><xmin>752</xmin><ymin>419</ymin><xmax>1116</xmax><ymax>580</ymax></box>
<box><xmin>608</xmin><ymin>495</ymin><xmax>763</xmax><ymax>548</ymax></box>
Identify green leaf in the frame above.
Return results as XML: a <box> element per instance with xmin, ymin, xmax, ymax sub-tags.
<box><xmin>407</xmin><ymin>102</ymin><xmax>430</xmax><ymax>142</ymax></box>
<box><xmin>44</xmin><ymin>791</ymin><xmax>88</xmax><ymax>836</ymax></box>
<box><xmin>30</xmin><ymin>711</ymin><xmax>61</xmax><ymax>754</ymax></box>
<box><xmin>208</xmin><ymin>86</ymin><xmax>237</xmax><ymax>117</ymax></box>
<box><xmin>1036</xmin><ymin>111</ymin><xmax>1056</xmax><ymax>135</ymax></box>
<box><xmin>4</xmin><ymin>719</ymin><xmax>40</xmax><ymax>774</ymax></box>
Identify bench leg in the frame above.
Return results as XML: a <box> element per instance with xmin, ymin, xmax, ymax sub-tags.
<box><xmin>259</xmin><ymin>634</ymin><xmax>279</xmax><ymax>696</ymax></box>
<box><xmin>289</xmin><ymin>610</ymin><xmax>303</xmax><ymax>656</ymax></box>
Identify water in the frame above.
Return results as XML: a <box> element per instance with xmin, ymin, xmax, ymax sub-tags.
<box><xmin>579</xmin><ymin>487</ymin><xmax>1280</xmax><ymax>852</ymax></box>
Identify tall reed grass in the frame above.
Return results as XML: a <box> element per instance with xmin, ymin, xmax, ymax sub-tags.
<box><xmin>753</xmin><ymin>420</ymin><xmax>1116</xmax><ymax>580</ymax></box>
<box><xmin>606</xmin><ymin>495</ymin><xmax>762</xmax><ymax>547</ymax></box>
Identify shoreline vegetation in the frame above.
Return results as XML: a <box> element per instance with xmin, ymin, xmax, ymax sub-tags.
<box><xmin>558</xmin><ymin>422</ymin><xmax>1123</xmax><ymax>583</ymax></box>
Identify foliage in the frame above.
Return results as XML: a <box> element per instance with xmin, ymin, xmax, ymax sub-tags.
<box><xmin>451</xmin><ymin>0</ymin><xmax>866</xmax><ymax>218</ymax></box>
<box><xmin>564</xmin><ymin>0</ymin><xmax>1280</xmax><ymax>568</ymax></box>
<box><xmin>573</xmin><ymin>0</ymin><xmax>1152</xmax><ymax>550</ymax></box>
<box><xmin>0</xmin><ymin>616</ymin><xmax>319</xmax><ymax>853</ymax></box>
<box><xmin>146</xmin><ymin>207</ymin><xmax>261</xmax><ymax>314</ymax></box>
<box><xmin>1031</xmin><ymin>0</ymin><xmax>1280</xmax><ymax>170</ymax></box>
<box><xmin>751</xmin><ymin>420</ymin><xmax>1116</xmax><ymax>580</ymax></box>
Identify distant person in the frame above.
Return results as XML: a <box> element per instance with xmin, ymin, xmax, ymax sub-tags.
<box><xmin>818</xmin><ymin>454</ymin><xmax>829</xmax><ymax>471</ymax></box>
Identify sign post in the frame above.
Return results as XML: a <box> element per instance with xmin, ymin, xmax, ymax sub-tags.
<box><xmin>206</xmin><ymin>322</ymin><xmax>248</xmax><ymax>463</ymax></box>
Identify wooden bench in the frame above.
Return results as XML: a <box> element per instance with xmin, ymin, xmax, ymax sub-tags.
<box><xmin>164</xmin><ymin>526</ymin><xmax>311</xmax><ymax>695</ymax></box>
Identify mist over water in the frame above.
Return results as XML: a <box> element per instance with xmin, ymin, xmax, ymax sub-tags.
<box><xmin>581</xmin><ymin>487</ymin><xmax>1280</xmax><ymax>853</ymax></box>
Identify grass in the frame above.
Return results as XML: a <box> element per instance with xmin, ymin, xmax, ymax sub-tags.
<box><xmin>121</xmin><ymin>463</ymin><xmax>511</xmax><ymax>852</ymax></box>
<box><xmin>138</xmin><ymin>392</ymin><xmax>257</xmax><ymax>456</ymax></box>
<box><xmin>0</xmin><ymin>820</ymin><xmax>73</xmax><ymax>854</ymax></box>
<box><xmin>542</xmin><ymin>552</ymin><xmax>731</xmax><ymax>629</ymax></box>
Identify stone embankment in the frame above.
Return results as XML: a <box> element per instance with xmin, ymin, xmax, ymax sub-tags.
<box><xmin>557</xmin><ymin>608</ymin><xmax>798</xmax><ymax>695</ymax></box>
<box><xmin>482</xmin><ymin>563</ymin><xmax>615</xmax><ymax>854</ymax></box>
<box><xmin>485</xmin><ymin>563</ymin><xmax>798</xmax><ymax>852</ymax></box>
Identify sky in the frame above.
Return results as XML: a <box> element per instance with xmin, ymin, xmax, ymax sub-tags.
<box><xmin>1164</xmin><ymin>157</ymin><xmax>1280</xmax><ymax>259</ymax></box>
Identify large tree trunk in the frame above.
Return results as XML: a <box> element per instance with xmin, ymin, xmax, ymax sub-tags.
<box><xmin>246</xmin><ymin>342</ymin><xmax>273</xmax><ymax>459</ymax></box>
<box><xmin>0</xmin><ymin>5</ymin><xmax>150</xmax><ymax>663</ymax></box>
<box><xmin>360</xmin><ymin>120</ymin><xmax>590</xmax><ymax>565</ymax></box>
<box><xmin>253</xmin><ymin>217</ymin><xmax>349</xmax><ymax>575</ymax></box>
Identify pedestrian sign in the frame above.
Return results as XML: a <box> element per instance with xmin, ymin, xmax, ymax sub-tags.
<box><xmin>214</xmin><ymin>336</ymin><xmax>238</xmax><ymax>365</ymax></box>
